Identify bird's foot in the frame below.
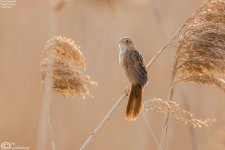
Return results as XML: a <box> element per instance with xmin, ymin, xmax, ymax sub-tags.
<box><xmin>123</xmin><ymin>85</ymin><xmax>131</xmax><ymax>96</ymax></box>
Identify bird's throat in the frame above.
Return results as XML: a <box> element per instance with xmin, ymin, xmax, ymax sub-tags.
<box><xmin>119</xmin><ymin>44</ymin><xmax>128</xmax><ymax>54</ymax></box>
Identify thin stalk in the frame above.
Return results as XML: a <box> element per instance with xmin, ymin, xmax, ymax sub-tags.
<box><xmin>45</xmin><ymin>90</ymin><xmax>56</xmax><ymax>150</ymax></box>
<box><xmin>142</xmin><ymin>113</ymin><xmax>160</xmax><ymax>150</ymax></box>
<box><xmin>145</xmin><ymin>25</ymin><xmax>181</xmax><ymax>69</ymax></box>
<box><xmin>188</xmin><ymin>127</ymin><xmax>198</xmax><ymax>150</ymax></box>
<box><xmin>39</xmin><ymin>41</ymin><xmax>57</xmax><ymax>150</ymax></box>
<box><xmin>37</xmin><ymin>1</ymin><xmax>57</xmax><ymax>150</ymax></box>
<box><xmin>80</xmin><ymin>94</ymin><xmax>127</xmax><ymax>150</ymax></box>
<box><xmin>47</xmin><ymin>5</ymin><xmax>57</xmax><ymax>148</ymax></box>
<box><xmin>181</xmin><ymin>88</ymin><xmax>198</xmax><ymax>150</ymax></box>
<box><xmin>160</xmin><ymin>85</ymin><xmax>175</xmax><ymax>150</ymax></box>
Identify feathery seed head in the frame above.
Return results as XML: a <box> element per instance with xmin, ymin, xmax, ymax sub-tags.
<box><xmin>41</xmin><ymin>36</ymin><xmax>97</xmax><ymax>99</ymax></box>
<box><xmin>173</xmin><ymin>0</ymin><xmax>225</xmax><ymax>92</ymax></box>
<box><xmin>144</xmin><ymin>98</ymin><xmax>216</xmax><ymax>128</ymax></box>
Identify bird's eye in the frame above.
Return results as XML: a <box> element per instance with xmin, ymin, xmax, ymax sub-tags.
<box><xmin>125</xmin><ymin>40</ymin><xmax>129</xmax><ymax>43</ymax></box>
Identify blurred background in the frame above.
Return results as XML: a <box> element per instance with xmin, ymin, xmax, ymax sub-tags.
<box><xmin>0</xmin><ymin>0</ymin><xmax>225</xmax><ymax>149</ymax></box>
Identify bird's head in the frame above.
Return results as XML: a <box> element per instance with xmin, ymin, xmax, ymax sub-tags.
<box><xmin>119</xmin><ymin>37</ymin><xmax>135</xmax><ymax>54</ymax></box>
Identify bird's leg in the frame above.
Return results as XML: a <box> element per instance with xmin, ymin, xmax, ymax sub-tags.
<box><xmin>123</xmin><ymin>85</ymin><xmax>131</xmax><ymax>96</ymax></box>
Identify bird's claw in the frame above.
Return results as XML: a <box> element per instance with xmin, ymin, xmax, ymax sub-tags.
<box><xmin>123</xmin><ymin>85</ymin><xmax>131</xmax><ymax>96</ymax></box>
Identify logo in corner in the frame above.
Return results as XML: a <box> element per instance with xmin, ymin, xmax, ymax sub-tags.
<box><xmin>1</xmin><ymin>142</ymin><xmax>30</xmax><ymax>150</ymax></box>
<box><xmin>1</xmin><ymin>142</ymin><xmax>11</xmax><ymax>150</ymax></box>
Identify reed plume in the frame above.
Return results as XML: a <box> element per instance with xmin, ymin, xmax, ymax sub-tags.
<box><xmin>173</xmin><ymin>0</ymin><xmax>225</xmax><ymax>92</ymax></box>
<box><xmin>41</xmin><ymin>36</ymin><xmax>97</xmax><ymax>99</ymax></box>
<box><xmin>145</xmin><ymin>98</ymin><xmax>215</xmax><ymax>128</ymax></box>
<box><xmin>160</xmin><ymin>1</ymin><xmax>225</xmax><ymax>149</ymax></box>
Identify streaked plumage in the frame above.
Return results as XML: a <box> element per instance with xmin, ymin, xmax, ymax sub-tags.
<box><xmin>119</xmin><ymin>37</ymin><xmax>148</xmax><ymax>121</ymax></box>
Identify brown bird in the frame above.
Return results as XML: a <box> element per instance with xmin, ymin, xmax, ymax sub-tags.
<box><xmin>119</xmin><ymin>37</ymin><xmax>148</xmax><ymax>121</ymax></box>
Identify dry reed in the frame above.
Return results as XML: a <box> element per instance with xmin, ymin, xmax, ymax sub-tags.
<box><xmin>145</xmin><ymin>98</ymin><xmax>216</xmax><ymax>128</ymax></box>
<box><xmin>160</xmin><ymin>1</ymin><xmax>225</xmax><ymax>149</ymax></box>
<box><xmin>173</xmin><ymin>0</ymin><xmax>225</xmax><ymax>92</ymax></box>
<box><xmin>41</xmin><ymin>36</ymin><xmax>97</xmax><ymax>99</ymax></box>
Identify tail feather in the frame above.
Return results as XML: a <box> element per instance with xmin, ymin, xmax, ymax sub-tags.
<box><xmin>126</xmin><ymin>84</ymin><xmax>143</xmax><ymax>121</ymax></box>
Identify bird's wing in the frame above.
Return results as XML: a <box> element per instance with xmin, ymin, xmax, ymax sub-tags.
<box><xmin>124</xmin><ymin>49</ymin><xmax>148</xmax><ymax>86</ymax></box>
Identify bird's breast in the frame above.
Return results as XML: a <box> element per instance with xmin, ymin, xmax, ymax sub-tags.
<box><xmin>119</xmin><ymin>52</ymin><xmax>126</xmax><ymax>68</ymax></box>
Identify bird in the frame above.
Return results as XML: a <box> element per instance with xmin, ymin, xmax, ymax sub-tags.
<box><xmin>119</xmin><ymin>37</ymin><xmax>148</xmax><ymax>121</ymax></box>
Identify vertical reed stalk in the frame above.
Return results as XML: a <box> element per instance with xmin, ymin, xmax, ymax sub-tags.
<box><xmin>37</xmin><ymin>0</ymin><xmax>57</xmax><ymax>150</ymax></box>
<box><xmin>160</xmin><ymin>84</ymin><xmax>175</xmax><ymax>150</ymax></box>
<box><xmin>181</xmin><ymin>91</ymin><xmax>198</xmax><ymax>150</ymax></box>
<box><xmin>46</xmin><ymin>1</ymin><xmax>57</xmax><ymax>149</ymax></box>
<box><xmin>142</xmin><ymin>113</ymin><xmax>160</xmax><ymax>150</ymax></box>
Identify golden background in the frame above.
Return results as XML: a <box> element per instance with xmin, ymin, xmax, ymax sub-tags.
<box><xmin>0</xmin><ymin>0</ymin><xmax>225</xmax><ymax>149</ymax></box>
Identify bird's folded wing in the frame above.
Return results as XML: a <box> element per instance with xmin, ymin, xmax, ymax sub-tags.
<box><xmin>125</xmin><ymin>50</ymin><xmax>148</xmax><ymax>86</ymax></box>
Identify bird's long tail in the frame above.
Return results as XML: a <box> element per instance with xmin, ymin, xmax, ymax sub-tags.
<box><xmin>126</xmin><ymin>84</ymin><xmax>143</xmax><ymax>121</ymax></box>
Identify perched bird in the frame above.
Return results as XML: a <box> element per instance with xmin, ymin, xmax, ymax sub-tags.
<box><xmin>119</xmin><ymin>37</ymin><xmax>148</xmax><ymax>121</ymax></box>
